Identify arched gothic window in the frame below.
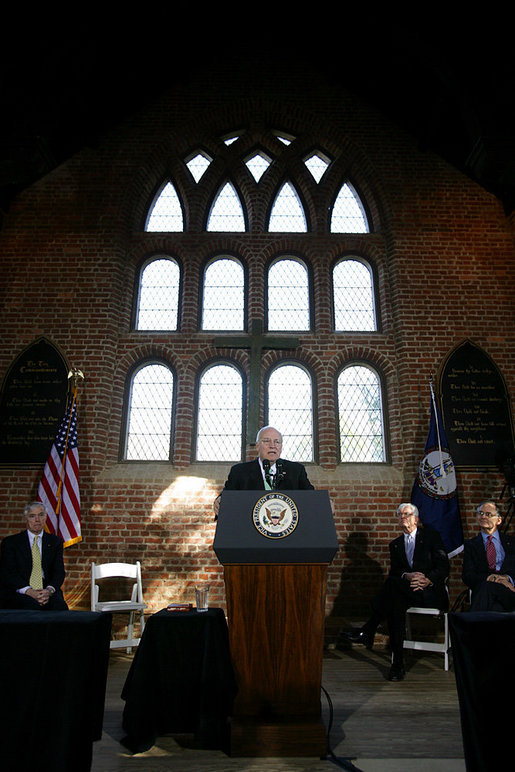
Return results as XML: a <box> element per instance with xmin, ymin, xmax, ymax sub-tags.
<box><xmin>145</xmin><ymin>182</ymin><xmax>184</xmax><ymax>232</ymax></box>
<box><xmin>201</xmin><ymin>257</ymin><xmax>245</xmax><ymax>331</ymax></box>
<box><xmin>331</xmin><ymin>182</ymin><xmax>369</xmax><ymax>233</ymax></box>
<box><xmin>124</xmin><ymin>362</ymin><xmax>174</xmax><ymax>460</ymax></box>
<box><xmin>333</xmin><ymin>257</ymin><xmax>376</xmax><ymax>331</ymax></box>
<box><xmin>266</xmin><ymin>363</ymin><xmax>313</xmax><ymax>462</ymax></box>
<box><xmin>135</xmin><ymin>256</ymin><xmax>181</xmax><ymax>331</ymax></box>
<box><xmin>337</xmin><ymin>364</ymin><xmax>385</xmax><ymax>462</ymax></box>
<box><xmin>196</xmin><ymin>363</ymin><xmax>244</xmax><ymax>461</ymax></box>
<box><xmin>129</xmin><ymin>127</ymin><xmax>384</xmax><ymax>465</ymax></box>
<box><xmin>207</xmin><ymin>182</ymin><xmax>246</xmax><ymax>231</ymax></box>
<box><xmin>268</xmin><ymin>182</ymin><xmax>307</xmax><ymax>232</ymax></box>
<box><xmin>267</xmin><ymin>257</ymin><xmax>310</xmax><ymax>331</ymax></box>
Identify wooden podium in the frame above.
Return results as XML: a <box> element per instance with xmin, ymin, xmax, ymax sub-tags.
<box><xmin>213</xmin><ymin>489</ymin><xmax>338</xmax><ymax>757</ymax></box>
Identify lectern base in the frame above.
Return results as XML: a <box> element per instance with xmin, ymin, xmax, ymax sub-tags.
<box><xmin>229</xmin><ymin>715</ymin><xmax>327</xmax><ymax>757</ymax></box>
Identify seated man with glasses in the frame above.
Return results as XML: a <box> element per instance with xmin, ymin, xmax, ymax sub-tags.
<box><xmin>342</xmin><ymin>503</ymin><xmax>449</xmax><ymax>682</ymax></box>
<box><xmin>462</xmin><ymin>500</ymin><xmax>515</xmax><ymax>612</ymax></box>
<box><xmin>213</xmin><ymin>425</ymin><xmax>314</xmax><ymax>517</ymax></box>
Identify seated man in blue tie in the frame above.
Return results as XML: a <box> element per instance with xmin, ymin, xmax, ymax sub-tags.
<box><xmin>462</xmin><ymin>500</ymin><xmax>515</xmax><ymax>612</ymax></box>
<box><xmin>342</xmin><ymin>503</ymin><xmax>449</xmax><ymax>681</ymax></box>
<box><xmin>0</xmin><ymin>501</ymin><xmax>68</xmax><ymax>610</ymax></box>
<box><xmin>213</xmin><ymin>425</ymin><xmax>314</xmax><ymax>517</ymax></box>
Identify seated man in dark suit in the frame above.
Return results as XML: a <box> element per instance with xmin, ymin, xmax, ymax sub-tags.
<box><xmin>462</xmin><ymin>500</ymin><xmax>515</xmax><ymax>612</ymax></box>
<box><xmin>213</xmin><ymin>425</ymin><xmax>314</xmax><ymax>517</ymax></box>
<box><xmin>343</xmin><ymin>502</ymin><xmax>449</xmax><ymax>682</ymax></box>
<box><xmin>0</xmin><ymin>501</ymin><xmax>68</xmax><ymax>610</ymax></box>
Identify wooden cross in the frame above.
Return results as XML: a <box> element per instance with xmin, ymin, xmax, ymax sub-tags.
<box><xmin>214</xmin><ymin>319</ymin><xmax>299</xmax><ymax>444</ymax></box>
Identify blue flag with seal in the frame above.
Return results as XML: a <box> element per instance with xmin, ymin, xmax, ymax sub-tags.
<box><xmin>411</xmin><ymin>381</ymin><xmax>464</xmax><ymax>557</ymax></box>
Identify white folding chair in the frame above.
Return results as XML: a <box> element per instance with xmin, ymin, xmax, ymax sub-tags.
<box><xmin>91</xmin><ymin>561</ymin><xmax>146</xmax><ymax>652</ymax></box>
<box><xmin>399</xmin><ymin>581</ymin><xmax>451</xmax><ymax>670</ymax></box>
<box><xmin>402</xmin><ymin>605</ymin><xmax>451</xmax><ymax>670</ymax></box>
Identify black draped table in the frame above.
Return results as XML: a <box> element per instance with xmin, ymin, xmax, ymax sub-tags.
<box><xmin>449</xmin><ymin>611</ymin><xmax>515</xmax><ymax>772</ymax></box>
<box><xmin>121</xmin><ymin>607</ymin><xmax>237</xmax><ymax>753</ymax></box>
<box><xmin>0</xmin><ymin>609</ymin><xmax>112</xmax><ymax>772</ymax></box>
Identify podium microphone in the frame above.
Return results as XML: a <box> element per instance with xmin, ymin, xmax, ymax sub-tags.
<box><xmin>262</xmin><ymin>458</ymin><xmax>273</xmax><ymax>489</ymax></box>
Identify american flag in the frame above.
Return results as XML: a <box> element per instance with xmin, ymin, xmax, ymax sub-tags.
<box><xmin>38</xmin><ymin>391</ymin><xmax>81</xmax><ymax>547</ymax></box>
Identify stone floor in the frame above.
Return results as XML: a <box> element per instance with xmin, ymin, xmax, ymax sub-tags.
<box><xmin>90</xmin><ymin>642</ymin><xmax>466</xmax><ymax>772</ymax></box>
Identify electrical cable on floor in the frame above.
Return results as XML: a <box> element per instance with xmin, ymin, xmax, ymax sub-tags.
<box><xmin>321</xmin><ymin>685</ymin><xmax>364</xmax><ymax>772</ymax></box>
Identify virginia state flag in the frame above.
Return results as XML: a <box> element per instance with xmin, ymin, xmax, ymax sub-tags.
<box><xmin>411</xmin><ymin>382</ymin><xmax>464</xmax><ymax>557</ymax></box>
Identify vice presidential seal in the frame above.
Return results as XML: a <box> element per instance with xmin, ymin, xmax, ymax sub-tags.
<box><xmin>417</xmin><ymin>447</ymin><xmax>457</xmax><ymax>499</ymax></box>
<box><xmin>252</xmin><ymin>493</ymin><xmax>299</xmax><ymax>538</ymax></box>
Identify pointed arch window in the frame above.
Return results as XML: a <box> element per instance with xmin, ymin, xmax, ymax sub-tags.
<box><xmin>201</xmin><ymin>257</ymin><xmax>245</xmax><ymax>331</ymax></box>
<box><xmin>124</xmin><ymin>362</ymin><xmax>174</xmax><ymax>460</ymax></box>
<box><xmin>145</xmin><ymin>182</ymin><xmax>184</xmax><ymax>232</ymax></box>
<box><xmin>207</xmin><ymin>182</ymin><xmax>246</xmax><ymax>231</ymax></box>
<box><xmin>196</xmin><ymin>363</ymin><xmax>244</xmax><ymax>461</ymax></box>
<box><xmin>267</xmin><ymin>257</ymin><xmax>310</xmax><ymax>331</ymax></box>
<box><xmin>337</xmin><ymin>364</ymin><xmax>385</xmax><ymax>462</ymax></box>
<box><xmin>135</xmin><ymin>256</ymin><xmax>180</xmax><ymax>331</ymax></box>
<box><xmin>268</xmin><ymin>182</ymin><xmax>307</xmax><ymax>232</ymax></box>
<box><xmin>331</xmin><ymin>182</ymin><xmax>369</xmax><ymax>233</ymax></box>
<box><xmin>266</xmin><ymin>363</ymin><xmax>313</xmax><ymax>462</ymax></box>
<box><xmin>333</xmin><ymin>257</ymin><xmax>376</xmax><ymax>331</ymax></box>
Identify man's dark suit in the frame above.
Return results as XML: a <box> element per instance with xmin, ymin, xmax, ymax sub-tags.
<box><xmin>0</xmin><ymin>530</ymin><xmax>68</xmax><ymax>609</ymax></box>
<box><xmin>462</xmin><ymin>532</ymin><xmax>515</xmax><ymax>611</ymax></box>
<box><xmin>223</xmin><ymin>458</ymin><xmax>314</xmax><ymax>491</ymax></box>
<box><xmin>369</xmin><ymin>526</ymin><xmax>449</xmax><ymax>661</ymax></box>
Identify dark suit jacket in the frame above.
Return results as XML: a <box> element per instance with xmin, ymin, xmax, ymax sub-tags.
<box><xmin>223</xmin><ymin>458</ymin><xmax>314</xmax><ymax>491</ymax></box>
<box><xmin>0</xmin><ymin>530</ymin><xmax>66</xmax><ymax>596</ymax></box>
<box><xmin>389</xmin><ymin>526</ymin><xmax>450</xmax><ymax>609</ymax></box>
<box><xmin>462</xmin><ymin>532</ymin><xmax>515</xmax><ymax>592</ymax></box>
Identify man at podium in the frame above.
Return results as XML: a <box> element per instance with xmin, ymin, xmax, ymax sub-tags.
<box><xmin>213</xmin><ymin>425</ymin><xmax>313</xmax><ymax>517</ymax></box>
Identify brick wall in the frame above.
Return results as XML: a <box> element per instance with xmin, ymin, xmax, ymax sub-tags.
<box><xmin>0</xmin><ymin>60</ymin><xmax>513</xmax><ymax>631</ymax></box>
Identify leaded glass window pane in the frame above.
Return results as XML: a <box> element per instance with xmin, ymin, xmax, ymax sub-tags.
<box><xmin>245</xmin><ymin>151</ymin><xmax>272</xmax><ymax>182</ymax></box>
<box><xmin>273</xmin><ymin>131</ymin><xmax>295</xmax><ymax>145</ymax></box>
<box><xmin>267</xmin><ymin>364</ymin><xmax>313</xmax><ymax>462</ymax></box>
<box><xmin>331</xmin><ymin>183</ymin><xmax>368</xmax><ymax>233</ymax></box>
<box><xmin>145</xmin><ymin>182</ymin><xmax>184</xmax><ymax>232</ymax></box>
<box><xmin>136</xmin><ymin>258</ymin><xmax>180</xmax><ymax>330</ymax></box>
<box><xmin>186</xmin><ymin>152</ymin><xmax>212</xmax><ymax>182</ymax></box>
<box><xmin>268</xmin><ymin>182</ymin><xmax>307</xmax><ymax>232</ymax></box>
<box><xmin>196</xmin><ymin>364</ymin><xmax>243</xmax><ymax>461</ymax></box>
<box><xmin>338</xmin><ymin>365</ymin><xmax>385</xmax><ymax>462</ymax></box>
<box><xmin>207</xmin><ymin>182</ymin><xmax>245</xmax><ymax>231</ymax></box>
<box><xmin>125</xmin><ymin>364</ymin><xmax>174</xmax><ymax>460</ymax></box>
<box><xmin>268</xmin><ymin>258</ymin><xmax>310</xmax><ymax>331</ymax></box>
<box><xmin>202</xmin><ymin>258</ymin><xmax>244</xmax><ymax>331</ymax></box>
<box><xmin>304</xmin><ymin>151</ymin><xmax>329</xmax><ymax>182</ymax></box>
<box><xmin>333</xmin><ymin>258</ymin><xmax>376</xmax><ymax>331</ymax></box>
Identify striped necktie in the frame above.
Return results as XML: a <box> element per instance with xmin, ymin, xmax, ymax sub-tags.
<box><xmin>30</xmin><ymin>535</ymin><xmax>43</xmax><ymax>589</ymax></box>
<box><xmin>486</xmin><ymin>535</ymin><xmax>497</xmax><ymax>572</ymax></box>
<box><xmin>406</xmin><ymin>534</ymin><xmax>415</xmax><ymax>567</ymax></box>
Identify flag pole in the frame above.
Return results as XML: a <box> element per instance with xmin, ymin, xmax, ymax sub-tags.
<box><xmin>429</xmin><ymin>374</ymin><xmax>446</xmax><ymax>479</ymax></box>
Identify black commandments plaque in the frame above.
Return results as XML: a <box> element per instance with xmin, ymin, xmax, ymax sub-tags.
<box><xmin>440</xmin><ymin>340</ymin><xmax>514</xmax><ymax>468</ymax></box>
<box><xmin>0</xmin><ymin>338</ymin><xmax>69</xmax><ymax>465</ymax></box>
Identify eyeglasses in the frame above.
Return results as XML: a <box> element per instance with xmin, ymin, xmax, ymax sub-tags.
<box><xmin>260</xmin><ymin>438</ymin><xmax>282</xmax><ymax>446</ymax></box>
<box><xmin>478</xmin><ymin>510</ymin><xmax>499</xmax><ymax>518</ymax></box>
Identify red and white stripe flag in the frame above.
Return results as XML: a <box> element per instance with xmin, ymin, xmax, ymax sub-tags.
<box><xmin>38</xmin><ymin>389</ymin><xmax>81</xmax><ymax>547</ymax></box>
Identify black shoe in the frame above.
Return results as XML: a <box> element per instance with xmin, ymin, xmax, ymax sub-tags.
<box><xmin>387</xmin><ymin>663</ymin><xmax>406</xmax><ymax>681</ymax></box>
<box><xmin>341</xmin><ymin>628</ymin><xmax>374</xmax><ymax>649</ymax></box>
